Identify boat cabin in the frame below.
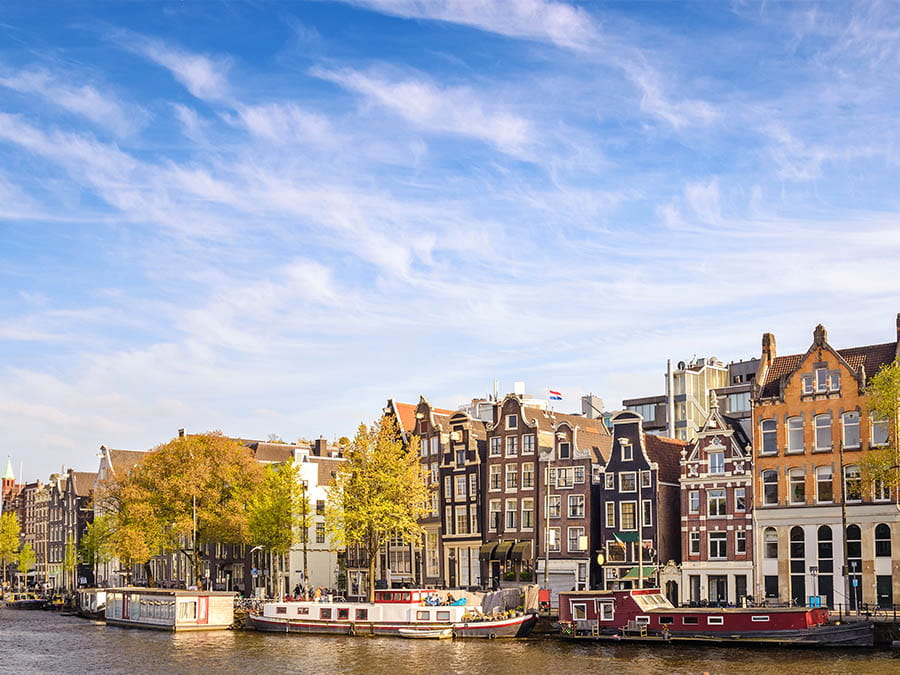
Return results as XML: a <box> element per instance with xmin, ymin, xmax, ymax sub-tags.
<box><xmin>105</xmin><ymin>588</ymin><xmax>235</xmax><ymax>631</ymax></box>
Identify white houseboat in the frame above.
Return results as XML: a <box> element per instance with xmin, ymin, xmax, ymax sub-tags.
<box><xmin>76</xmin><ymin>588</ymin><xmax>107</xmax><ymax>620</ymax></box>
<box><xmin>247</xmin><ymin>589</ymin><xmax>536</xmax><ymax>639</ymax></box>
<box><xmin>105</xmin><ymin>588</ymin><xmax>235</xmax><ymax>631</ymax></box>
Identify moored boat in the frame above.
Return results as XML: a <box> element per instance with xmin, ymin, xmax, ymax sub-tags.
<box><xmin>558</xmin><ymin>588</ymin><xmax>873</xmax><ymax>647</ymax></box>
<box><xmin>105</xmin><ymin>588</ymin><xmax>235</xmax><ymax>631</ymax></box>
<box><xmin>4</xmin><ymin>593</ymin><xmax>46</xmax><ymax>610</ymax></box>
<box><xmin>246</xmin><ymin>589</ymin><xmax>536</xmax><ymax>639</ymax></box>
<box><xmin>76</xmin><ymin>588</ymin><xmax>107</xmax><ymax>620</ymax></box>
<box><xmin>398</xmin><ymin>627</ymin><xmax>453</xmax><ymax>639</ymax></box>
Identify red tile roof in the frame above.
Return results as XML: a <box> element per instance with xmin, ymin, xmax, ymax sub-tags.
<box><xmin>394</xmin><ymin>402</ymin><xmax>417</xmax><ymax>434</ymax></box>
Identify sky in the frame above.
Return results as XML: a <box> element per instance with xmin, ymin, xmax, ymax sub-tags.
<box><xmin>2</xmin><ymin>1</ymin><xmax>900</xmax><ymax>480</ymax></box>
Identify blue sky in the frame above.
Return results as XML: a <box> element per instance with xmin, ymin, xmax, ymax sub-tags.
<box><xmin>2</xmin><ymin>1</ymin><xmax>900</xmax><ymax>479</ymax></box>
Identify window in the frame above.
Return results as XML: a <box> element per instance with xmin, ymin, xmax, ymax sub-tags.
<box><xmin>709</xmin><ymin>452</ymin><xmax>725</xmax><ymax>475</ymax></box>
<box><xmin>620</xmin><ymin>502</ymin><xmax>636</xmax><ymax>530</ymax></box>
<box><xmin>316</xmin><ymin>499</ymin><xmax>325</xmax><ymax>515</ymax></box>
<box><xmin>470</xmin><ymin>509</ymin><xmax>478</xmax><ymax>534</ymax></box>
<box><xmin>815</xmin><ymin>413</ymin><xmax>832</xmax><ymax>451</ymax></box>
<box><xmin>568</xmin><ymin>527</ymin><xmax>585</xmax><ymax>552</ymax></box>
<box><xmin>549</xmin><ymin>527</ymin><xmax>561</xmax><ymax>552</ymax></box>
<box><xmin>762</xmin><ymin>469</ymin><xmax>778</xmax><ymax>505</ymax></box>
<box><xmin>505</xmin><ymin>464</ymin><xmax>518</xmax><ymax>491</ymax></box>
<box><xmin>505</xmin><ymin>500</ymin><xmax>517</xmax><ymax>530</ymax></box>
<box><xmin>505</xmin><ymin>436</ymin><xmax>518</xmax><ymax>457</ymax></box>
<box><xmin>708</xmin><ymin>531</ymin><xmax>727</xmax><ymax>559</ymax></box>
<box><xmin>558</xmin><ymin>468</ymin><xmax>575</xmax><ymax>488</ymax></box>
<box><xmin>844</xmin><ymin>465</ymin><xmax>861</xmax><ymax>502</ymax></box>
<box><xmin>627</xmin><ymin>403</ymin><xmax>656</xmax><ymax>422</ymax></box>
<box><xmin>522</xmin><ymin>463</ymin><xmax>534</xmax><ymax>489</ymax></box>
<box><xmin>320</xmin><ymin>608</ymin><xmax>332</xmax><ymax>620</ymax></box>
<box><xmin>456</xmin><ymin>449</ymin><xmax>466</xmax><ymax>466</ymax></box>
<box><xmin>521</xmin><ymin>499</ymin><xmax>534</xmax><ymax>529</ymax></box>
<box><xmin>456</xmin><ymin>475</ymin><xmax>467</xmax><ymax>499</ymax></box>
<box><xmin>522</xmin><ymin>434</ymin><xmax>535</xmax><ymax>454</ymax></box>
<box><xmin>789</xmin><ymin>468</ymin><xmax>806</xmax><ymax>504</ymax></box>
<box><xmin>431</xmin><ymin>436</ymin><xmax>440</xmax><ymax>455</ymax></box>
<box><xmin>445</xmin><ymin>506</ymin><xmax>452</xmax><ymax>531</ymax></box>
<box><xmin>642</xmin><ymin>499</ymin><xmax>652</xmax><ymax>527</ymax></box>
<box><xmin>708</xmin><ymin>489</ymin><xmax>726</xmax><ymax>516</ymax></box>
<box><xmin>621</xmin><ymin>442</ymin><xmax>633</xmax><ymax>461</ymax></box>
<box><xmin>604</xmin><ymin>473</ymin><xmax>614</xmax><ymax>490</ymax></box>
<box><xmin>572</xmin><ymin>603</ymin><xmax>587</xmax><ymax>621</ymax></box>
<box><xmin>489</xmin><ymin>500</ymin><xmax>501</xmax><ymax>531</ymax></box>
<box><xmin>605</xmin><ymin>501</ymin><xmax>615</xmax><ymax>527</ymax></box>
<box><xmin>489</xmin><ymin>465</ymin><xmax>502</xmax><ymax>490</ymax></box>
<box><xmin>469</xmin><ymin>473</ymin><xmax>477</xmax><ymax>496</ymax></box>
<box><xmin>872</xmin><ymin>416</ymin><xmax>890</xmax><ymax>446</ymax></box>
<box><xmin>490</xmin><ymin>437</ymin><xmax>501</xmax><ymax>456</ymax></box>
<box><xmin>548</xmin><ymin>494</ymin><xmax>561</xmax><ymax>518</ymax></box>
<box><xmin>786</xmin><ymin>417</ymin><xmax>804</xmax><ymax>453</ymax></box>
<box><xmin>764</xmin><ymin>527</ymin><xmax>778</xmax><ymax>559</ymax></box>
<box><xmin>683</xmin><ymin>616</ymin><xmax>699</xmax><ymax>625</ymax></box>
<box><xmin>736</xmin><ymin>530</ymin><xmax>747</xmax><ymax>554</ymax></box>
<box><xmin>640</xmin><ymin>470</ymin><xmax>651</xmax><ymax>488</ymax></box>
<box><xmin>568</xmin><ymin>495</ymin><xmax>585</xmax><ymax>518</ymax></box>
<box><xmin>417</xmin><ymin>610</ymin><xmax>430</xmax><ymax>621</ymax></box>
<box><xmin>842</xmin><ymin>411</ymin><xmax>860</xmax><ymax>449</ymax></box>
<box><xmin>816</xmin><ymin>466</ymin><xmax>833</xmax><ymax>503</ymax></box>
<box><xmin>689</xmin><ymin>532</ymin><xmax>700</xmax><ymax>555</ymax></box>
<box><xmin>600</xmin><ymin>602</ymin><xmax>614</xmax><ymax>621</ymax></box>
<box><xmin>316</xmin><ymin>522</ymin><xmax>325</xmax><ymax>544</ymax></box>
<box><xmin>456</xmin><ymin>506</ymin><xmax>468</xmax><ymax>534</ymax></box>
<box><xmin>436</xmin><ymin>611</ymin><xmax>451</xmax><ymax>622</ymax></box>
<box><xmin>874</xmin><ymin>478</ymin><xmax>891</xmax><ymax>502</ymax></box>
<box><xmin>761</xmin><ymin>419</ymin><xmax>777</xmax><ymax>455</ymax></box>
<box><xmin>559</xmin><ymin>442</ymin><xmax>571</xmax><ymax>459</ymax></box>
<box><xmin>728</xmin><ymin>392</ymin><xmax>750</xmax><ymax>413</ymax></box>
<box><xmin>689</xmin><ymin>490</ymin><xmax>700</xmax><ymax>513</ymax></box>
<box><xmin>735</xmin><ymin>487</ymin><xmax>746</xmax><ymax>512</ymax></box>
<box><xmin>337</xmin><ymin>608</ymin><xmax>350</xmax><ymax>620</ymax></box>
<box><xmin>574</xmin><ymin>466</ymin><xmax>586</xmax><ymax>484</ymax></box>
<box><xmin>444</xmin><ymin>475</ymin><xmax>452</xmax><ymax>497</ymax></box>
<box><xmin>506</xmin><ymin>415</ymin><xmax>518</xmax><ymax>430</ymax></box>
<box><xmin>620</xmin><ymin>472</ymin><xmax>637</xmax><ymax>492</ymax></box>
<box><xmin>707</xmin><ymin>616</ymin><xmax>724</xmax><ymax>625</ymax></box>
<box><xmin>875</xmin><ymin>524</ymin><xmax>891</xmax><ymax>557</ymax></box>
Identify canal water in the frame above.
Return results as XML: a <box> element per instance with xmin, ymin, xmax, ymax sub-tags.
<box><xmin>0</xmin><ymin>608</ymin><xmax>897</xmax><ymax>674</ymax></box>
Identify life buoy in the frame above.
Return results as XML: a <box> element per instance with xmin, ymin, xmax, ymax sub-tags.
<box><xmin>488</xmin><ymin>632</ymin><xmax>496</xmax><ymax>639</ymax></box>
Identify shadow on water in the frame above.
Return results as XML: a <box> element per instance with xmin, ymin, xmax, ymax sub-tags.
<box><xmin>1</xmin><ymin>609</ymin><xmax>898</xmax><ymax>674</ymax></box>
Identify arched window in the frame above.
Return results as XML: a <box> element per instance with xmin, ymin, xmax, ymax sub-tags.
<box><xmin>815</xmin><ymin>413</ymin><xmax>833</xmax><ymax>451</ymax></box>
<box><xmin>764</xmin><ymin>527</ymin><xmax>778</xmax><ymax>559</ymax></box>
<box><xmin>875</xmin><ymin>523</ymin><xmax>891</xmax><ymax>557</ymax></box>
<box><xmin>790</xmin><ymin>527</ymin><xmax>806</xmax><ymax>603</ymax></box>
<box><xmin>789</xmin><ymin>467</ymin><xmax>806</xmax><ymax>504</ymax></box>
<box><xmin>817</xmin><ymin>525</ymin><xmax>834</xmax><ymax>608</ymax></box>
<box><xmin>816</xmin><ymin>466</ymin><xmax>833</xmax><ymax>503</ymax></box>
<box><xmin>843</xmin><ymin>465</ymin><xmax>862</xmax><ymax>503</ymax></box>
<box><xmin>842</xmin><ymin>411</ymin><xmax>860</xmax><ymax>449</ymax></box>
<box><xmin>762</xmin><ymin>469</ymin><xmax>778</xmax><ymax>505</ymax></box>
<box><xmin>847</xmin><ymin>525</ymin><xmax>862</xmax><ymax>610</ymax></box>
<box><xmin>761</xmin><ymin>419</ymin><xmax>777</xmax><ymax>454</ymax></box>
<box><xmin>787</xmin><ymin>417</ymin><xmax>804</xmax><ymax>453</ymax></box>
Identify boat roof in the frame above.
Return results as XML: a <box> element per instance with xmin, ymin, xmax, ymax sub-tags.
<box><xmin>106</xmin><ymin>587</ymin><xmax>236</xmax><ymax>596</ymax></box>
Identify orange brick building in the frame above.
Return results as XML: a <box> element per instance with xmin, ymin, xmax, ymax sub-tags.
<box><xmin>752</xmin><ymin>317</ymin><xmax>900</xmax><ymax>609</ymax></box>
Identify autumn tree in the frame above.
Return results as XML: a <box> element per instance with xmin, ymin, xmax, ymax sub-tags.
<box><xmin>18</xmin><ymin>543</ymin><xmax>35</xmax><ymax>589</ymax></box>
<box><xmin>80</xmin><ymin>514</ymin><xmax>114</xmax><ymax>584</ymax></box>
<box><xmin>248</xmin><ymin>460</ymin><xmax>311</xmax><ymax>598</ymax></box>
<box><xmin>64</xmin><ymin>535</ymin><xmax>78</xmax><ymax>591</ymax></box>
<box><xmin>861</xmin><ymin>360</ymin><xmax>900</xmax><ymax>490</ymax></box>
<box><xmin>0</xmin><ymin>512</ymin><xmax>20</xmax><ymax>586</ymax></box>
<box><xmin>108</xmin><ymin>432</ymin><xmax>265</xmax><ymax>589</ymax></box>
<box><xmin>326</xmin><ymin>415</ymin><xmax>431</xmax><ymax>602</ymax></box>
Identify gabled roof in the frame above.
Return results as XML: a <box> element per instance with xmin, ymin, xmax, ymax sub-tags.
<box><xmin>393</xmin><ymin>402</ymin><xmax>418</xmax><ymax>435</ymax></box>
<box><xmin>104</xmin><ymin>448</ymin><xmax>147</xmax><ymax>479</ymax></box>
<box><xmin>645</xmin><ymin>435</ymin><xmax>687</xmax><ymax>483</ymax></box>
<box><xmin>249</xmin><ymin>442</ymin><xmax>295</xmax><ymax>464</ymax></box>
<box><xmin>313</xmin><ymin>456</ymin><xmax>344</xmax><ymax>486</ymax></box>
<box><xmin>70</xmin><ymin>471</ymin><xmax>97</xmax><ymax>498</ymax></box>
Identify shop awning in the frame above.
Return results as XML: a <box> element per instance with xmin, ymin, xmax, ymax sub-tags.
<box><xmin>622</xmin><ymin>566</ymin><xmax>656</xmax><ymax>580</ymax></box>
<box><xmin>614</xmin><ymin>532</ymin><xmax>640</xmax><ymax>544</ymax></box>
<box><xmin>479</xmin><ymin>541</ymin><xmax>499</xmax><ymax>561</ymax></box>
<box><xmin>510</xmin><ymin>540</ymin><xmax>532</xmax><ymax>562</ymax></box>
<box><xmin>492</xmin><ymin>540</ymin><xmax>515</xmax><ymax>561</ymax></box>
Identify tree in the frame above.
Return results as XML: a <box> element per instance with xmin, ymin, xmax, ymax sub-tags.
<box><xmin>0</xmin><ymin>512</ymin><xmax>20</xmax><ymax>587</ymax></box>
<box><xmin>17</xmin><ymin>543</ymin><xmax>35</xmax><ymax>590</ymax></box>
<box><xmin>860</xmin><ymin>360</ymin><xmax>900</xmax><ymax>489</ymax></box>
<box><xmin>80</xmin><ymin>514</ymin><xmax>114</xmax><ymax>584</ymax></box>
<box><xmin>107</xmin><ymin>432</ymin><xmax>265</xmax><ymax>589</ymax></box>
<box><xmin>248</xmin><ymin>460</ymin><xmax>311</xmax><ymax>598</ymax></box>
<box><xmin>326</xmin><ymin>415</ymin><xmax>431</xmax><ymax>602</ymax></box>
<box><xmin>64</xmin><ymin>535</ymin><xmax>78</xmax><ymax>591</ymax></box>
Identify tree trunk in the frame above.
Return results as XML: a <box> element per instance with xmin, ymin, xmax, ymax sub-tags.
<box><xmin>367</xmin><ymin>549</ymin><xmax>376</xmax><ymax>603</ymax></box>
<box><xmin>194</xmin><ymin>545</ymin><xmax>203</xmax><ymax>590</ymax></box>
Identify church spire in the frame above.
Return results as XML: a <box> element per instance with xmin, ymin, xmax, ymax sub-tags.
<box><xmin>2</xmin><ymin>455</ymin><xmax>14</xmax><ymax>481</ymax></box>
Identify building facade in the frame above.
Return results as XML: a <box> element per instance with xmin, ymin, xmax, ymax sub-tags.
<box><xmin>752</xmin><ymin>320</ymin><xmax>900</xmax><ymax>609</ymax></box>
<box><xmin>679</xmin><ymin>394</ymin><xmax>753</xmax><ymax>606</ymax></box>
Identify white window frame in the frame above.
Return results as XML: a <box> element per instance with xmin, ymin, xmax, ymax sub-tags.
<box><xmin>505</xmin><ymin>463</ymin><xmax>518</xmax><ymax>491</ymax></box>
<box><xmin>842</xmin><ymin>411</ymin><xmax>860</xmax><ymax>449</ymax></box>
<box><xmin>521</xmin><ymin>462</ymin><xmax>534</xmax><ymax>489</ymax></box>
<box><xmin>620</xmin><ymin>472</ymin><xmax>637</xmax><ymax>493</ymax></box>
<box><xmin>505</xmin><ymin>414</ymin><xmax>518</xmax><ymax>430</ymax></box>
<box><xmin>619</xmin><ymin>501</ymin><xmax>637</xmax><ymax>531</ymax></box>
<box><xmin>605</xmin><ymin>501</ymin><xmax>615</xmax><ymax>528</ymax></box>
<box><xmin>642</xmin><ymin>499</ymin><xmax>652</xmax><ymax>527</ymax></box>
<box><xmin>689</xmin><ymin>532</ymin><xmax>700</xmax><ymax>555</ymax></box>
<box><xmin>708</xmin><ymin>489</ymin><xmax>726</xmax><ymax>516</ymax></box>
<box><xmin>640</xmin><ymin>470</ymin><xmax>651</xmax><ymax>488</ymax></box>
<box><xmin>708</xmin><ymin>531</ymin><xmax>727</xmax><ymax>560</ymax></box>
<box><xmin>505</xmin><ymin>435</ymin><xmax>518</xmax><ymax>457</ymax></box>
<box><xmin>760</xmin><ymin>419</ymin><xmax>777</xmax><ymax>455</ymax></box>
<box><xmin>604</xmin><ymin>473</ymin><xmax>614</xmax><ymax>490</ymax></box>
<box><xmin>689</xmin><ymin>490</ymin><xmax>700</xmax><ymax>513</ymax></box>
<box><xmin>521</xmin><ymin>498</ymin><xmax>534</xmax><ymax>531</ymax></box>
<box><xmin>489</xmin><ymin>436</ymin><xmax>501</xmax><ymax>456</ymax></box>
<box><xmin>567</xmin><ymin>526</ymin><xmax>586</xmax><ymax>552</ymax></box>
<box><xmin>522</xmin><ymin>434</ymin><xmax>535</xmax><ymax>455</ymax></box>
<box><xmin>568</xmin><ymin>494</ymin><xmax>585</xmax><ymax>518</ymax></box>
<box><xmin>815</xmin><ymin>413</ymin><xmax>832</xmax><ymax>451</ymax></box>
<box><xmin>816</xmin><ymin>466</ymin><xmax>833</xmax><ymax>503</ymax></box>
<box><xmin>708</xmin><ymin>452</ymin><xmax>725</xmax><ymax>475</ymax></box>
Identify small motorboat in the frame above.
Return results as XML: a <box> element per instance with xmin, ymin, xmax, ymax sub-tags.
<box><xmin>398</xmin><ymin>627</ymin><xmax>454</xmax><ymax>639</ymax></box>
<box><xmin>4</xmin><ymin>593</ymin><xmax>47</xmax><ymax>610</ymax></box>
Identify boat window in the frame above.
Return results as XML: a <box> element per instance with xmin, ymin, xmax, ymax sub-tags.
<box><xmin>707</xmin><ymin>616</ymin><xmax>723</xmax><ymax>625</ymax></box>
<box><xmin>659</xmin><ymin>616</ymin><xmax>673</xmax><ymax>624</ymax></box>
<box><xmin>337</xmin><ymin>608</ymin><xmax>350</xmax><ymax>620</ymax></box>
<box><xmin>297</xmin><ymin>607</ymin><xmax>309</xmax><ymax>615</ymax></box>
<box><xmin>599</xmin><ymin>602</ymin><xmax>614</xmax><ymax>621</ymax></box>
<box><xmin>417</xmin><ymin>610</ymin><xmax>430</xmax><ymax>620</ymax></box>
<box><xmin>436</xmin><ymin>611</ymin><xmax>451</xmax><ymax>621</ymax></box>
<box><xmin>635</xmin><ymin>615</ymin><xmax>649</xmax><ymax>624</ymax></box>
<box><xmin>683</xmin><ymin>617</ymin><xmax>698</xmax><ymax>625</ymax></box>
<box><xmin>275</xmin><ymin>606</ymin><xmax>287</xmax><ymax>615</ymax></box>
<box><xmin>402</xmin><ymin>592</ymin><xmax>411</xmax><ymax>602</ymax></box>
<box><xmin>572</xmin><ymin>603</ymin><xmax>587</xmax><ymax>620</ymax></box>
<box><xmin>355</xmin><ymin>609</ymin><xmax>368</xmax><ymax>620</ymax></box>
<box><xmin>751</xmin><ymin>616</ymin><xmax>769</xmax><ymax>622</ymax></box>
<box><xmin>320</xmin><ymin>608</ymin><xmax>332</xmax><ymax>620</ymax></box>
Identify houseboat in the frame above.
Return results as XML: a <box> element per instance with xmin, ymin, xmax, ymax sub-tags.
<box><xmin>558</xmin><ymin>589</ymin><xmax>873</xmax><ymax>647</ymax></box>
<box><xmin>105</xmin><ymin>588</ymin><xmax>235</xmax><ymax>631</ymax></box>
<box><xmin>76</xmin><ymin>588</ymin><xmax>107</xmax><ymax>620</ymax></box>
<box><xmin>247</xmin><ymin>589</ymin><xmax>536</xmax><ymax>639</ymax></box>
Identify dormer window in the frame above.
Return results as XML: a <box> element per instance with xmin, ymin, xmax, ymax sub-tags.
<box><xmin>708</xmin><ymin>452</ymin><xmax>725</xmax><ymax>475</ymax></box>
<box><xmin>506</xmin><ymin>415</ymin><xmax>518</xmax><ymax>430</ymax></box>
<box><xmin>558</xmin><ymin>442</ymin><xmax>571</xmax><ymax>460</ymax></box>
<box><xmin>621</xmin><ymin>441</ymin><xmax>633</xmax><ymax>462</ymax></box>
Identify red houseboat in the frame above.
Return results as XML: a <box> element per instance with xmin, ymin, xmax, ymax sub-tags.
<box><xmin>558</xmin><ymin>589</ymin><xmax>873</xmax><ymax>647</ymax></box>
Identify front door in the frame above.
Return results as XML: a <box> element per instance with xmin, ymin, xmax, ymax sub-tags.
<box><xmin>708</xmin><ymin>576</ymin><xmax>727</xmax><ymax>605</ymax></box>
<box><xmin>877</xmin><ymin>575</ymin><xmax>893</xmax><ymax>609</ymax></box>
<box><xmin>734</xmin><ymin>575</ymin><xmax>747</xmax><ymax>604</ymax></box>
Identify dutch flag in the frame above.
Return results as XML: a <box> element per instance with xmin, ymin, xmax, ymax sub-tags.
<box><xmin>549</xmin><ymin>389</ymin><xmax>563</xmax><ymax>401</ymax></box>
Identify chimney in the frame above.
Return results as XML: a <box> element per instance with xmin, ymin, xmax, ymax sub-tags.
<box><xmin>813</xmin><ymin>324</ymin><xmax>827</xmax><ymax>347</ymax></box>
<box><xmin>761</xmin><ymin>332</ymin><xmax>776</xmax><ymax>364</ymax></box>
<box><xmin>313</xmin><ymin>437</ymin><xmax>327</xmax><ymax>457</ymax></box>
<box><xmin>178</xmin><ymin>428</ymin><xmax>185</xmax><ymax>438</ymax></box>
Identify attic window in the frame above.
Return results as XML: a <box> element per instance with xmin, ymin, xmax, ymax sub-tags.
<box><xmin>621</xmin><ymin>441</ymin><xmax>633</xmax><ymax>462</ymax></box>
